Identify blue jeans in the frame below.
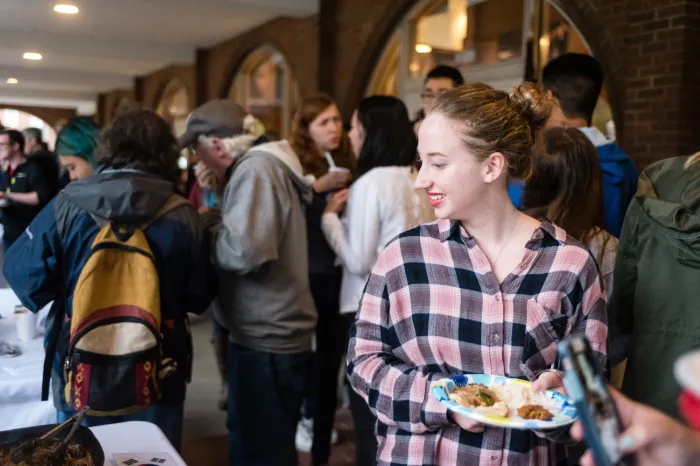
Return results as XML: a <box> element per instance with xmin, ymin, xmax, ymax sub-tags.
<box><xmin>57</xmin><ymin>402</ymin><xmax>185</xmax><ymax>452</ymax></box>
<box><xmin>227</xmin><ymin>342</ymin><xmax>310</xmax><ymax>466</ymax></box>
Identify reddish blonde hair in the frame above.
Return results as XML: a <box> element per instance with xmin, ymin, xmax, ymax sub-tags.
<box><xmin>431</xmin><ymin>82</ymin><xmax>555</xmax><ymax>180</ymax></box>
<box><xmin>290</xmin><ymin>93</ymin><xmax>355</xmax><ymax>179</ymax></box>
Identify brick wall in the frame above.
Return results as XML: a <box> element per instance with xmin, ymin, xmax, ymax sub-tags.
<box><xmin>611</xmin><ymin>0</ymin><xmax>700</xmax><ymax>167</ymax></box>
<box><xmin>91</xmin><ymin>0</ymin><xmax>700</xmax><ymax>166</ymax></box>
<box><xmin>333</xmin><ymin>0</ymin><xmax>418</xmax><ymax>117</ymax></box>
<box><xmin>0</xmin><ymin>104</ymin><xmax>76</xmax><ymax>129</ymax></box>
<box><xmin>202</xmin><ymin>16</ymin><xmax>319</xmax><ymax>102</ymax></box>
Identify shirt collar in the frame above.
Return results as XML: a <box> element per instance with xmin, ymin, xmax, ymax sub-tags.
<box><xmin>438</xmin><ymin>219</ymin><xmax>459</xmax><ymax>242</ymax></box>
<box><xmin>438</xmin><ymin>218</ymin><xmax>566</xmax><ymax>245</ymax></box>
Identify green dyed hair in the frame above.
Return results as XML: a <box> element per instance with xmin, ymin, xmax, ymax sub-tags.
<box><xmin>55</xmin><ymin>117</ymin><xmax>101</xmax><ymax>166</ymax></box>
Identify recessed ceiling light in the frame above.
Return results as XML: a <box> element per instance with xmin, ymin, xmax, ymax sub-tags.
<box><xmin>54</xmin><ymin>4</ymin><xmax>79</xmax><ymax>15</ymax></box>
<box><xmin>415</xmin><ymin>44</ymin><xmax>433</xmax><ymax>54</ymax></box>
<box><xmin>6</xmin><ymin>78</ymin><xmax>18</xmax><ymax>84</ymax></box>
<box><xmin>23</xmin><ymin>52</ymin><xmax>42</xmax><ymax>61</ymax></box>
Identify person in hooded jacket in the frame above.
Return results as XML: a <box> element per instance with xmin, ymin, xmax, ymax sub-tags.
<box><xmin>610</xmin><ymin>152</ymin><xmax>700</xmax><ymax>421</ymax></box>
<box><xmin>182</xmin><ymin>100</ymin><xmax>317</xmax><ymax>466</ymax></box>
<box><xmin>3</xmin><ymin>110</ymin><xmax>217</xmax><ymax>451</ymax></box>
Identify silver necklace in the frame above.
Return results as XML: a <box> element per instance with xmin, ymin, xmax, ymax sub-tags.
<box><xmin>491</xmin><ymin>213</ymin><xmax>518</xmax><ymax>267</ymax></box>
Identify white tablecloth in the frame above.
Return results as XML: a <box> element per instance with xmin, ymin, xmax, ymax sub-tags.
<box><xmin>92</xmin><ymin>421</ymin><xmax>187</xmax><ymax>466</ymax></box>
<box><xmin>0</xmin><ymin>288</ymin><xmax>56</xmax><ymax>430</ymax></box>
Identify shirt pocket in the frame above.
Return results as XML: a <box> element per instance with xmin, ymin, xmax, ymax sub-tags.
<box><xmin>519</xmin><ymin>297</ymin><xmax>568</xmax><ymax>381</ymax></box>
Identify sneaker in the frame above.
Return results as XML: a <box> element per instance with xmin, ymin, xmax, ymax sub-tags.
<box><xmin>295</xmin><ymin>418</ymin><xmax>313</xmax><ymax>452</ymax></box>
<box><xmin>295</xmin><ymin>418</ymin><xmax>339</xmax><ymax>452</ymax></box>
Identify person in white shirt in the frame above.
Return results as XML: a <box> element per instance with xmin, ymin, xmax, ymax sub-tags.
<box><xmin>322</xmin><ymin>95</ymin><xmax>434</xmax><ymax>466</ymax></box>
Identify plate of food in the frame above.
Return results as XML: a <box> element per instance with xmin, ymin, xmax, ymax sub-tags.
<box><xmin>431</xmin><ymin>374</ymin><xmax>577</xmax><ymax>430</ymax></box>
<box><xmin>0</xmin><ymin>423</ymin><xmax>104</xmax><ymax>466</ymax></box>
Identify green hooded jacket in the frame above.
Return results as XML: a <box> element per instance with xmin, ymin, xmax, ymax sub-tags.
<box><xmin>611</xmin><ymin>155</ymin><xmax>700</xmax><ymax>419</ymax></box>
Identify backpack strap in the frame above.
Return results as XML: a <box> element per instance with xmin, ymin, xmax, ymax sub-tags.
<box><xmin>41</xmin><ymin>295</ymin><xmax>67</xmax><ymax>401</ymax></box>
<box><xmin>142</xmin><ymin>194</ymin><xmax>190</xmax><ymax>230</ymax></box>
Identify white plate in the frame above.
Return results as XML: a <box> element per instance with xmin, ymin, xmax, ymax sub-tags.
<box><xmin>431</xmin><ymin>374</ymin><xmax>578</xmax><ymax>430</ymax></box>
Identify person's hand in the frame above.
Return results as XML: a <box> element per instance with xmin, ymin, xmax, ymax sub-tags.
<box><xmin>194</xmin><ymin>162</ymin><xmax>218</xmax><ymax>189</ymax></box>
<box><xmin>571</xmin><ymin>388</ymin><xmax>700</xmax><ymax>466</ymax></box>
<box><xmin>324</xmin><ymin>189</ymin><xmax>349</xmax><ymax>215</ymax></box>
<box><xmin>313</xmin><ymin>170</ymin><xmax>351</xmax><ymax>193</ymax></box>
<box><xmin>532</xmin><ymin>371</ymin><xmax>565</xmax><ymax>394</ymax></box>
<box><xmin>449</xmin><ymin>410</ymin><xmax>485</xmax><ymax>433</ymax></box>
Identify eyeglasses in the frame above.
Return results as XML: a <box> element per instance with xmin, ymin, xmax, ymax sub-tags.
<box><xmin>420</xmin><ymin>89</ymin><xmax>450</xmax><ymax>101</ymax></box>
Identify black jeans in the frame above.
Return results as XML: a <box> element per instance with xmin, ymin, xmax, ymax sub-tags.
<box><xmin>227</xmin><ymin>342</ymin><xmax>310</xmax><ymax>466</ymax></box>
<box><xmin>345</xmin><ymin>313</ymin><xmax>378</xmax><ymax>466</ymax></box>
<box><xmin>308</xmin><ymin>273</ymin><xmax>349</xmax><ymax>465</ymax></box>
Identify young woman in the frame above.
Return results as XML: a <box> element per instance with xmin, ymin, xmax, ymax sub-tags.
<box><xmin>291</xmin><ymin>94</ymin><xmax>356</xmax><ymax>462</ymax></box>
<box><xmin>523</xmin><ymin>127</ymin><xmax>623</xmax><ymax>389</ymax></box>
<box><xmin>347</xmin><ymin>83</ymin><xmax>608</xmax><ymax>465</ymax></box>
<box><xmin>54</xmin><ymin>116</ymin><xmax>101</xmax><ymax>182</ymax></box>
<box><xmin>322</xmin><ymin>96</ymin><xmax>434</xmax><ymax>466</ymax></box>
<box><xmin>523</xmin><ymin>127</ymin><xmax>618</xmax><ymax>300</ymax></box>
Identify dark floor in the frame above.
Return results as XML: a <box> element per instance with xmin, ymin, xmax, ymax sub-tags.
<box><xmin>182</xmin><ymin>408</ymin><xmax>356</xmax><ymax>466</ymax></box>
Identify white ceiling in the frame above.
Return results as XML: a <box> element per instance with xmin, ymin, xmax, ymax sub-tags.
<box><xmin>0</xmin><ymin>0</ymin><xmax>318</xmax><ymax>115</ymax></box>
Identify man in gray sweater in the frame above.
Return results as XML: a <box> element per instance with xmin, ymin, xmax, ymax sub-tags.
<box><xmin>181</xmin><ymin>100</ymin><xmax>317</xmax><ymax>466</ymax></box>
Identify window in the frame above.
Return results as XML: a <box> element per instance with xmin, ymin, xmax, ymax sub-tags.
<box><xmin>408</xmin><ymin>0</ymin><xmax>524</xmax><ymax>80</ymax></box>
<box><xmin>0</xmin><ymin>109</ymin><xmax>57</xmax><ymax>149</ymax></box>
<box><xmin>156</xmin><ymin>79</ymin><xmax>190</xmax><ymax>138</ymax></box>
<box><xmin>229</xmin><ymin>46</ymin><xmax>301</xmax><ymax>139</ymax></box>
<box><xmin>368</xmin><ymin>0</ymin><xmax>616</xmax><ymax>137</ymax></box>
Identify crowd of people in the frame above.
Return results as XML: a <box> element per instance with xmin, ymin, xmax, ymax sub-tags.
<box><xmin>0</xmin><ymin>50</ymin><xmax>699</xmax><ymax>466</ymax></box>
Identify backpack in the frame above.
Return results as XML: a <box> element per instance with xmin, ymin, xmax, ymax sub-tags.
<box><xmin>62</xmin><ymin>194</ymin><xmax>189</xmax><ymax>416</ymax></box>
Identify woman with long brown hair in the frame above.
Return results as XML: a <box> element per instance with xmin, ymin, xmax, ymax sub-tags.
<box><xmin>290</xmin><ymin>94</ymin><xmax>355</xmax><ymax>465</ymax></box>
<box><xmin>523</xmin><ymin>126</ymin><xmax>618</xmax><ymax>294</ymax></box>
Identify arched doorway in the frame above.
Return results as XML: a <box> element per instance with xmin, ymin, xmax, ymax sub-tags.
<box><xmin>367</xmin><ymin>0</ymin><xmax>616</xmax><ymax>137</ymax></box>
<box><xmin>228</xmin><ymin>46</ymin><xmax>301</xmax><ymax>139</ymax></box>
<box><xmin>155</xmin><ymin>79</ymin><xmax>191</xmax><ymax>139</ymax></box>
<box><xmin>0</xmin><ymin>109</ymin><xmax>57</xmax><ymax>149</ymax></box>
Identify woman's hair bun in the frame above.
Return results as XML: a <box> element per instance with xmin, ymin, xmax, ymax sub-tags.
<box><xmin>509</xmin><ymin>81</ymin><xmax>555</xmax><ymax>132</ymax></box>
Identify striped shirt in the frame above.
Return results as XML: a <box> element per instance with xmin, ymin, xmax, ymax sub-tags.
<box><xmin>347</xmin><ymin>219</ymin><xmax>607</xmax><ymax>466</ymax></box>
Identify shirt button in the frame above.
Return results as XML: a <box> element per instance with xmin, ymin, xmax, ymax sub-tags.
<box><xmin>491</xmin><ymin>455</ymin><xmax>499</xmax><ymax>460</ymax></box>
<box><xmin>495</xmin><ymin>295</ymin><xmax>501</xmax><ymax>302</ymax></box>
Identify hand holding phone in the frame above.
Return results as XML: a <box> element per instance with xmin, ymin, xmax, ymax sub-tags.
<box><xmin>558</xmin><ymin>337</ymin><xmax>631</xmax><ymax>466</ymax></box>
<box><xmin>571</xmin><ymin>388</ymin><xmax>700</xmax><ymax>466</ymax></box>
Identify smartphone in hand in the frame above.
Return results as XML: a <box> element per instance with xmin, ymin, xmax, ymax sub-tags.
<box><xmin>558</xmin><ymin>336</ymin><xmax>633</xmax><ymax>466</ymax></box>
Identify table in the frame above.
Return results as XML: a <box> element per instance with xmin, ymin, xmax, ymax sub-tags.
<box><xmin>92</xmin><ymin>421</ymin><xmax>187</xmax><ymax>466</ymax></box>
<box><xmin>0</xmin><ymin>288</ymin><xmax>56</xmax><ymax>431</ymax></box>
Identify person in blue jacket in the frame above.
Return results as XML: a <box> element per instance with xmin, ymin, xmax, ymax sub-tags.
<box><xmin>542</xmin><ymin>53</ymin><xmax>638</xmax><ymax>237</ymax></box>
<box><xmin>2</xmin><ymin>110</ymin><xmax>217</xmax><ymax>452</ymax></box>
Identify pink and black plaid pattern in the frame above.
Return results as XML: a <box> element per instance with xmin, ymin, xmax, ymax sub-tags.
<box><xmin>347</xmin><ymin>220</ymin><xmax>607</xmax><ymax>466</ymax></box>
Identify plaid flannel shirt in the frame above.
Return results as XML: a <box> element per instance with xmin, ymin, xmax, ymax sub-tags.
<box><xmin>347</xmin><ymin>220</ymin><xmax>608</xmax><ymax>466</ymax></box>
